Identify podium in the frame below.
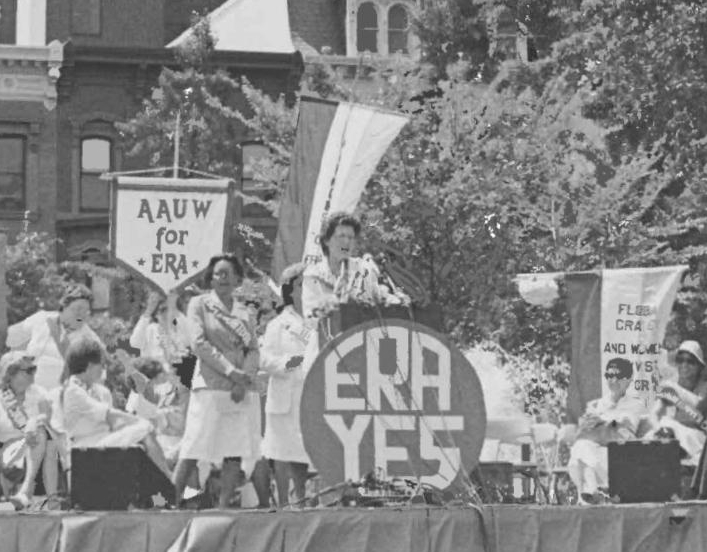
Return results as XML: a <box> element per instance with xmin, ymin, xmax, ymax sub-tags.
<box><xmin>321</xmin><ymin>302</ymin><xmax>444</xmax><ymax>341</ymax></box>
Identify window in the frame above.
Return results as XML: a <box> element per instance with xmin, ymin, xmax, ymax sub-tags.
<box><xmin>357</xmin><ymin>3</ymin><xmax>378</xmax><ymax>53</ymax></box>
<box><xmin>80</xmin><ymin>137</ymin><xmax>111</xmax><ymax>211</ymax></box>
<box><xmin>241</xmin><ymin>142</ymin><xmax>274</xmax><ymax>218</ymax></box>
<box><xmin>388</xmin><ymin>5</ymin><xmax>410</xmax><ymax>54</ymax></box>
<box><xmin>71</xmin><ymin>0</ymin><xmax>101</xmax><ymax>35</ymax></box>
<box><xmin>241</xmin><ymin>142</ymin><xmax>270</xmax><ymax>191</ymax></box>
<box><xmin>0</xmin><ymin>136</ymin><xmax>26</xmax><ymax>211</ymax></box>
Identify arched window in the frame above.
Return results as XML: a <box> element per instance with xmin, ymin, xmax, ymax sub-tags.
<box><xmin>357</xmin><ymin>2</ymin><xmax>378</xmax><ymax>53</ymax></box>
<box><xmin>388</xmin><ymin>4</ymin><xmax>410</xmax><ymax>54</ymax></box>
<box><xmin>80</xmin><ymin>136</ymin><xmax>112</xmax><ymax>211</ymax></box>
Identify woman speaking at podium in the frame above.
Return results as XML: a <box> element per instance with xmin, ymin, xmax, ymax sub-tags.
<box><xmin>301</xmin><ymin>212</ymin><xmax>406</xmax><ymax>323</ymax></box>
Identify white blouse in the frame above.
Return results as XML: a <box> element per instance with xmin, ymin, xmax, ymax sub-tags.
<box><xmin>129</xmin><ymin>313</ymin><xmax>192</xmax><ymax>365</ymax></box>
<box><xmin>6</xmin><ymin>311</ymin><xmax>103</xmax><ymax>390</ymax></box>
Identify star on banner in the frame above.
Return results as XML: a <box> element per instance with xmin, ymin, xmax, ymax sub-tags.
<box><xmin>192</xmin><ymin>260</ymin><xmax>199</xmax><ymax>268</ymax></box>
<box><xmin>137</xmin><ymin>258</ymin><xmax>146</xmax><ymax>267</ymax></box>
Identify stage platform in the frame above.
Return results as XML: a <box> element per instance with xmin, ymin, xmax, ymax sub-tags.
<box><xmin>0</xmin><ymin>502</ymin><xmax>705</xmax><ymax>552</ymax></box>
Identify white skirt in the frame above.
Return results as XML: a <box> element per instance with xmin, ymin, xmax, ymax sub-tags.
<box><xmin>261</xmin><ymin>411</ymin><xmax>310</xmax><ymax>465</ymax></box>
<box><xmin>179</xmin><ymin>389</ymin><xmax>261</xmax><ymax>469</ymax></box>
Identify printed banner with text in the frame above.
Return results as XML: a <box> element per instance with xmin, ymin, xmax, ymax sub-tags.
<box><xmin>111</xmin><ymin>177</ymin><xmax>232</xmax><ymax>293</ymax></box>
<box><xmin>566</xmin><ymin>266</ymin><xmax>687</xmax><ymax>421</ymax></box>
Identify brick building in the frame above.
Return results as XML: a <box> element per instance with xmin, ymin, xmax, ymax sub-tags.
<box><xmin>0</xmin><ymin>0</ymin><xmax>302</xmax><ymax>267</ymax></box>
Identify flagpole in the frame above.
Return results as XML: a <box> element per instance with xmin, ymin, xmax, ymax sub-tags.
<box><xmin>173</xmin><ymin>111</ymin><xmax>181</xmax><ymax>178</ymax></box>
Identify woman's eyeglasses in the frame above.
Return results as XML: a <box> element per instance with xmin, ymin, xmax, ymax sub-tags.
<box><xmin>19</xmin><ymin>365</ymin><xmax>37</xmax><ymax>375</ymax></box>
<box><xmin>604</xmin><ymin>372</ymin><xmax>623</xmax><ymax>380</ymax></box>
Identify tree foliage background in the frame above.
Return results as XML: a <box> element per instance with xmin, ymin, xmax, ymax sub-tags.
<box><xmin>114</xmin><ymin>1</ymin><xmax>707</xmax><ymax>420</ymax></box>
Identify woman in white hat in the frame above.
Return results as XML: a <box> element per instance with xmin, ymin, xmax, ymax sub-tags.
<box><xmin>649</xmin><ymin>340</ymin><xmax>707</xmax><ymax>465</ymax></box>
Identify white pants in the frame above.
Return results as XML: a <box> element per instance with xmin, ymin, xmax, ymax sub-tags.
<box><xmin>568</xmin><ymin>439</ymin><xmax>608</xmax><ymax>496</ymax></box>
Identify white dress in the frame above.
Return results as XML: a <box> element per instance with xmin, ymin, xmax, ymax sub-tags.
<box><xmin>260</xmin><ymin>306</ymin><xmax>314</xmax><ymax>465</ymax></box>
<box><xmin>179</xmin><ymin>292</ymin><xmax>261</xmax><ymax>475</ymax></box>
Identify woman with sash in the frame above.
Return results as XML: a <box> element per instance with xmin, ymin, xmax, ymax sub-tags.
<box><xmin>0</xmin><ymin>352</ymin><xmax>65</xmax><ymax>509</ymax></box>
<box><xmin>173</xmin><ymin>254</ymin><xmax>261</xmax><ymax>509</ymax></box>
<box><xmin>649</xmin><ymin>340</ymin><xmax>707</xmax><ymax>466</ymax></box>
<box><xmin>6</xmin><ymin>285</ymin><xmax>103</xmax><ymax>391</ymax></box>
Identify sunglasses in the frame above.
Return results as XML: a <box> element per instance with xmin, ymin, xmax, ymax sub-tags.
<box><xmin>676</xmin><ymin>355</ymin><xmax>699</xmax><ymax>366</ymax></box>
<box><xmin>19</xmin><ymin>365</ymin><xmax>37</xmax><ymax>375</ymax></box>
<box><xmin>604</xmin><ymin>372</ymin><xmax>624</xmax><ymax>380</ymax></box>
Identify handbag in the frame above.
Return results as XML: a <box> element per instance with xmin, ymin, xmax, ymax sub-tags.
<box><xmin>0</xmin><ymin>439</ymin><xmax>27</xmax><ymax>482</ymax></box>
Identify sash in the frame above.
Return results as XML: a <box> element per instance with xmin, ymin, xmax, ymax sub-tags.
<box><xmin>657</xmin><ymin>385</ymin><xmax>707</xmax><ymax>432</ymax></box>
<box><xmin>46</xmin><ymin>314</ymin><xmax>71</xmax><ymax>359</ymax></box>
<box><xmin>202</xmin><ymin>297</ymin><xmax>254</xmax><ymax>348</ymax></box>
<box><xmin>0</xmin><ymin>387</ymin><xmax>29</xmax><ymax>432</ymax></box>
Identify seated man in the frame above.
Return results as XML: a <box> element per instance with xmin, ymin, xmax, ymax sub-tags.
<box><xmin>61</xmin><ymin>339</ymin><xmax>172</xmax><ymax>480</ymax></box>
<box><xmin>568</xmin><ymin>358</ymin><xmax>645</xmax><ymax>504</ymax></box>
<box><xmin>648</xmin><ymin>340</ymin><xmax>707</xmax><ymax>466</ymax></box>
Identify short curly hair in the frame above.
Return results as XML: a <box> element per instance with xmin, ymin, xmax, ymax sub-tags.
<box><xmin>605</xmin><ymin>357</ymin><xmax>633</xmax><ymax>380</ymax></box>
<box><xmin>280</xmin><ymin>263</ymin><xmax>306</xmax><ymax>307</ymax></box>
<box><xmin>319</xmin><ymin>212</ymin><xmax>361</xmax><ymax>257</ymax></box>
<box><xmin>66</xmin><ymin>338</ymin><xmax>104</xmax><ymax>376</ymax></box>
<box><xmin>59</xmin><ymin>284</ymin><xmax>93</xmax><ymax>311</ymax></box>
<box><xmin>203</xmin><ymin>254</ymin><xmax>243</xmax><ymax>287</ymax></box>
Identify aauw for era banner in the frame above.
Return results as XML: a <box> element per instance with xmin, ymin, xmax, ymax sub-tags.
<box><xmin>111</xmin><ymin>177</ymin><xmax>234</xmax><ymax>293</ymax></box>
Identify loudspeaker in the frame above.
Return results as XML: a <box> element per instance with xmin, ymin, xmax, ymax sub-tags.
<box><xmin>70</xmin><ymin>447</ymin><xmax>175</xmax><ymax>510</ymax></box>
<box><xmin>608</xmin><ymin>440</ymin><xmax>681</xmax><ymax>503</ymax></box>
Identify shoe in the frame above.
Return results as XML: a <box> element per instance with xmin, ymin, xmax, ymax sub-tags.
<box><xmin>9</xmin><ymin>493</ymin><xmax>30</xmax><ymax>511</ymax></box>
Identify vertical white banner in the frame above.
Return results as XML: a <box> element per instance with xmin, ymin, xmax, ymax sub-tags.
<box><xmin>600</xmin><ymin>266</ymin><xmax>686</xmax><ymax>407</ymax></box>
<box><xmin>301</xmin><ymin>103</ymin><xmax>408</xmax><ymax>264</ymax></box>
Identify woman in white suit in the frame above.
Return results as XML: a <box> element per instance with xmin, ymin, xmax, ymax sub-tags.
<box><xmin>260</xmin><ymin>263</ymin><xmax>314</xmax><ymax>506</ymax></box>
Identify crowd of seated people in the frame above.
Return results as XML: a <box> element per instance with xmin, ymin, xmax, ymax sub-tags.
<box><xmin>567</xmin><ymin>340</ymin><xmax>707</xmax><ymax>504</ymax></box>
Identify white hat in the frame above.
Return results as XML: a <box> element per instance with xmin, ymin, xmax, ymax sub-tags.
<box><xmin>677</xmin><ymin>340</ymin><xmax>705</xmax><ymax>367</ymax></box>
<box><xmin>0</xmin><ymin>351</ymin><xmax>36</xmax><ymax>379</ymax></box>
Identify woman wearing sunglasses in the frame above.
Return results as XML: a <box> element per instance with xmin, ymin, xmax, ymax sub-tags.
<box><xmin>568</xmin><ymin>357</ymin><xmax>646</xmax><ymax>504</ymax></box>
<box><xmin>649</xmin><ymin>340</ymin><xmax>707</xmax><ymax>467</ymax></box>
<box><xmin>0</xmin><ymin>352</ymin><xmax>65</xmax><ymax>509</ymax></box>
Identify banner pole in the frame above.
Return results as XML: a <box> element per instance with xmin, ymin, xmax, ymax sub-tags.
<box><xmin>173</xmin><ymin>111</ymin><xmax>181</xmax><ymax>178</ymax></box>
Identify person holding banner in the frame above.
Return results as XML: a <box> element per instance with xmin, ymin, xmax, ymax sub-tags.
<box><xmin>302</xmin><ymin>212</ymin><xmax>405</xmax><ymax>321</ymax></box>
<box><xmin>0</xmin><ymin>352</ymin><xmax>65</xmax><ymax>510</ymax></box>
<box><xmin>260</xmin><ymin>263</ymin><xmax>313</xmax><ymax>506</ymax></box>
<box><xmin>648</xmin><ymin>340</ymin><xmax>707</xmax><ymax>465</ymax></box>
<box><xmin>173</xmin><ymin>254</ymin><xmax>261</xmax><ymax>509</ymax></box>
<box><xmin>129</xmin><ymin>291</ymin><xmax>195</xmax><ymax>388</ymax></box>
<box><xmin>6</xmin><ymin>284</ymin><xmax>103</xmax><ymax>391</ymax></box>
<box><xmin>568</xmin><ymin>358</ymin><xmax>645</xmax><ymax>504</ymax></box>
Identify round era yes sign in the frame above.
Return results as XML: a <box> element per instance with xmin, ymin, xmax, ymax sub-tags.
<box><xmin>301</xmin><ymin>319</ymin><xmax>486</xmax><ymax>491</ymax></box>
